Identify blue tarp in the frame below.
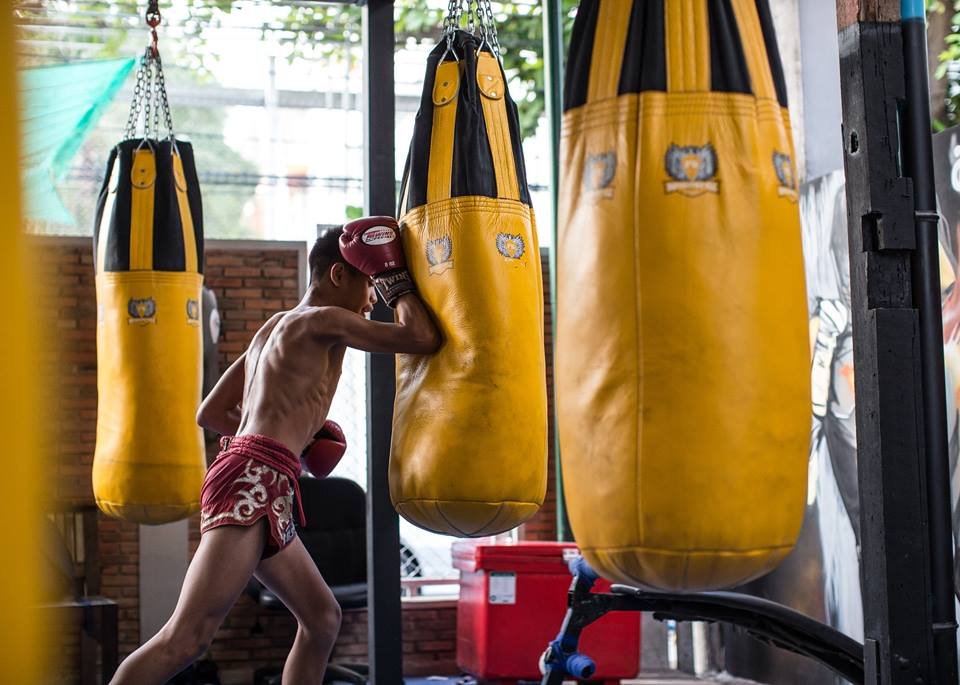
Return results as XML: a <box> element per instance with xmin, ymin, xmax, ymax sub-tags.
<box><xmin>19</xmin><ymin>57</ymin><xmax>135</xmax><ymax>225</ymax></box>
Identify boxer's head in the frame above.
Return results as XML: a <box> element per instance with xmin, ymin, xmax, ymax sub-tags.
<box><xmin>309</xmin><ymin>226</ymin><xmax>377</xmax><ymax>315</ymax></box>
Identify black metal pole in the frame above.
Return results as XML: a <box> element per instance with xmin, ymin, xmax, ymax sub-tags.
<box><xmin>900</xmin><ymin>3</ymin><xmax>959</xmax><ymax>681</ymax></box>
<box><xmin>362</xmin><ymin>1</ymin><xmax>402</xmax><ymax>682</ymax></box>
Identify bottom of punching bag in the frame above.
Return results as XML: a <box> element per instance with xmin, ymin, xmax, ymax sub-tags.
<box><xmin>583</xmin><ymin>544</ymin><xmax>795</xmax><ymax>592</ymax></box>
<box><xmin>396</xmin><ymin>499</ymin><xmax>541</xmax><ymax>537</ymax></box>
<box><xmin>96</xmin><ymin>498</ymin><xmax>200</xmax><ymax>526</ymax></box>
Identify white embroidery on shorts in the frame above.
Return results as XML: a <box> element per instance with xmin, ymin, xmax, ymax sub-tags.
<box><xmin>200</xmin><ymin>459</ymin><xmax>294</xmax><ymax>545</ymax></box>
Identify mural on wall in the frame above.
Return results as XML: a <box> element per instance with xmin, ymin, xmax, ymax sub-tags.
<box><xmin>934</xmin><ymin>127</ymin><xmax>960</xmax><ymax>597</ymax></box>
<box><xmin>801</xmin><ymin>170</ymin><xmax>863</xmax><ymax>642</ymax></box>
<box><xmin>799</xmin><ymin>126</ymin><xmax>960</xmax><ymax>639</ymax></box>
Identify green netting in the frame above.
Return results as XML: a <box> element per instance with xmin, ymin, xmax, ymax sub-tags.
<box><xmin>19</xmin><ymin>57</ymin><xmax>135</xmax><ymax>226</ymax></box>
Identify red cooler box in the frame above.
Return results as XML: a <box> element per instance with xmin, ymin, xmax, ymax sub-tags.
<box><xmin>453</xmin><ymin>540</ymin><xmax>641</xmax><ymax>682</ymax></box>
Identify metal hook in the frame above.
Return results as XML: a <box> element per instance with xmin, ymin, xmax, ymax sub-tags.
<box><xmin>439</xmin><ymin>31</ymin><xmax>460</xmax><ymax>63</ymax></box>
<box><xmin>146</xmin><ymin>1</ymin><xmax>161</xmax><ymax>57</ymax></box>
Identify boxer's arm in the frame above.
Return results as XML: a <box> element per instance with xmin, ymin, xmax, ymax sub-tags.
<box><xmin>316</xmin><ymin>295</ymin><xmax>441</xmax><ymax>355</ymax></box>
<box><xmin>197</xmin><ymin>352</ymin><xmax>246</xmax><ymax>435</ymax></box>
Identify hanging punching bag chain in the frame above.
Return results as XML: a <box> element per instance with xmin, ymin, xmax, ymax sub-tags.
<box><xmin>440</xmin><ymin>0</ymin><xmax>501</xmax><ymax>59</ymax></box>
<box><xmin>122</xmin><ymin>2</ymin><xmax>176</xmax><ymax>145</ymax></box>
<box><xmin>476</xmin><ymin>0</ymin><xmax>501</xmax><ymax>58</ymax></box>
<box><xmin>124</xmin><ymin>54</ymin><xmax>148</xmax><ymax>141</ymax></box>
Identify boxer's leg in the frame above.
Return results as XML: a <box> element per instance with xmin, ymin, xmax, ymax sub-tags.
<box><xmin>254</xmin><ymin>536</ymin><xmax>342</xmax><ymax>685</ymax></box>
<box><xmin>109</xmin><ymin>520</ymin><xmax>267</xmax><ymax>685</ymax></box>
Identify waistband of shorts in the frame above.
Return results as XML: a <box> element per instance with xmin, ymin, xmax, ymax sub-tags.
<box><xmin>219</xmin><ymin>434</ymin><xmax>299</xmax><ymax>465</ymax></box>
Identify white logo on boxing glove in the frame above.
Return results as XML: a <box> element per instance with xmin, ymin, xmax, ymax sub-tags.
<box><xmin>361</xmin><ymin>227</ymin><xmax>397</xmax><ymax>245</ymax></box>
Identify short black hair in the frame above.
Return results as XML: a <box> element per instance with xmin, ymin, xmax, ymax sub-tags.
<box><xmin>309</xmin><ymin>226</ymin><xmax>345</xmax><ymax>284</ymax></box>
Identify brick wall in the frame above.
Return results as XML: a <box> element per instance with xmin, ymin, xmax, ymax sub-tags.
<box><xmin>39</xmin><ymin>236</ymin><xmax>468</xmax><ymax>683</ymax></box>
<box><xmin>520</xmin><ymin>249</ymin><xmax>558</xmax><ymax>542</ymax></box>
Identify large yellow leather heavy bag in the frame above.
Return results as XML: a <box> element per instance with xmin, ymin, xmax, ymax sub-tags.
<box><xmin>92</xmin><ymin>139</ymin><xmax>205</xmax><ymax>524</ymax></box>
<box><xmin>395</xmin><ymin>30</ymin><xmax>548</xmax><ymax>536</ymax></box>
<box><xmin>557</xmin><ymin>0</ymin><xmax>810</xmax><ymax>590</ymax></box>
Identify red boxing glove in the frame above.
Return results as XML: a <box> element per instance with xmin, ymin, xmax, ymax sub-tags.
<box><xmin>301</xmin><ymin>420</ymin><xmax>347</xmax><ymax>479</ymax></box>
<box><xmin>339</xmin><ymin>216</ymin><xmax>416</xmax><ymax>307</ymax></box>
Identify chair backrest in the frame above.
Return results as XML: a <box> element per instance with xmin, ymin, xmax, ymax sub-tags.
<box><xmin>296</xmin><ymin>476</ymin><xmax>367</xmax><ymax>588</ymax></box>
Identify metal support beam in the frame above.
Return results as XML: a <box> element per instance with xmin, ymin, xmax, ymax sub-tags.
<box><xmin>899</xmin><ymin>3</ymin><xmax>959</xmax><ymax>678</ymax></box>
<box><xmin>362</xmin><ymin>1</ymin><xmax>402</xmax><ymax>683</ymax></box>
<box><xmin>541</xmin><ymin>0</ymin><xmax>571</xmax><ymax>542</ymax></box>
<box><xmin>835</xmin><ymin>3</ymin><xmax>939</xmax><ymax>680</ymax></box>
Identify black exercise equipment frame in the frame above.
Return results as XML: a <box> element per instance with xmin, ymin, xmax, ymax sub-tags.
<box><xmin>539</xmin><ymin>560</ymin><xmax>864</xmax><ymax>685</ymax></box>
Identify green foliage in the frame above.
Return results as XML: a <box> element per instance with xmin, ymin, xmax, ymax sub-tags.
<box><xmin>102</xmin><ymin>1</ymin><xmax>576</xmax><ymax>140</ymax></box>
<box><xmin>928</xmin><ymin>0</ymin><xmax>960</xmax><ymax>129</ymax></box>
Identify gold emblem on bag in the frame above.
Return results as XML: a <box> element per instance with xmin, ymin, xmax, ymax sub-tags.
<box><xmin>496</xmin><ymin>233</ymin><xmax>525</xmax><ymax>260</ymax></box>
<box><xmin>773</xmin><ymin>151</ymin><xmax>798</xmax><ymax>201</ymax></box>
<box><xmin>186</xmin><ymin>298</ymin><xmax>201</xmax><ymax>326</ymax></box>
<box><xmin>426</xmin><ymin>236</ymin><xmax>454</xmax><ymax>275</ymax></box>
<box><xmin>127</xmin><ymin>297</ymin><xmax>157</xmax><ymax>325</ymax></box>
<box><xmin>583</xmin><ymin>152</ymin><xmax>616</xmax><ymax>198</ymax></box>
<box><xmin>664</xmin><ymin>143</ymin><xmax>720</xmax><ymax>197</ymax></box>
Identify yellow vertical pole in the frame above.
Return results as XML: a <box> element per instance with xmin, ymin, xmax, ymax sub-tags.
<box><xmin>0</xmin><ymin>6</ymin><xmax>45</xmax><ymax>683</ymax></box>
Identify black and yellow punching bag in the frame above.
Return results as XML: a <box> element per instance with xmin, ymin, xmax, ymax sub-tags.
<box><xmin>92</xmin><ymin>47</ymin><xmax>205</xmax><ymax>525</ymax></box>
<box><xmin>557</xmin><ymin>0</ymin><xmax>809</xmax><ymax>590</ymax></box>
<box><xmin>394</xmin><ymin>24</ymin><xmax>548</xmax><ymax>536</ymax></box>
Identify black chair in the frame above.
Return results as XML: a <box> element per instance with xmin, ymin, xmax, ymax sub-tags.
<box><xmin>248</xmin><ymin>476</ymin><xmax>370</xmax><ymax>684</ymax></box>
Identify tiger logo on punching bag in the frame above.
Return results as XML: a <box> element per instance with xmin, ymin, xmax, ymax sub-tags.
<box><xmin>186</xmin><ymin>299</ymin><xmax>200</xmax><ymax>326</ymax></box>
<box><xmin>773</xmin><ymin>151</ymin><xmax>798</xmax><ymax>201</ymax></box>
<box><xmin>664</xmin><ymin>143</ymin><xmax>719</xmax><ymax>197</ymax></box>
<box><xmin>425</xmin><ymin>236</ymin><xmax>454</xmax><ymax>275</ymax></box>
<box><xmin>127</xmin><ymin>297</ymin><xmax>157</xmax><ymax>325</ymax></box>
<box><xmin>496</xmin><ymin>233</ymin><xmax>525</xmax><ymax>260</ymax></box>
<box><xmin>583</xmin><ymin>152</ymin><xmax>617</xmax><ymax>196</ymax></box>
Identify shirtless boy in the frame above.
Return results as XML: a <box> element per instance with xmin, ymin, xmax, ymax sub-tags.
<box><xmin>110</xmin><ymin>216</ymin><xmax>441</xmax><ymax>684</ymax></box>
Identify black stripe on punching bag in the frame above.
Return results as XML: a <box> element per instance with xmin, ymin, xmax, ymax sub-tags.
<box><xmin>93</xmin><ymin>145</ymin><xmax>118</xmax><ymax>271</ymax></box>
<box><xmin>563</xmin><ymin>0</ymin><xmax>600</xmax><ymax>112</ymax></box>
<box><xmin>708</xmin><ymin>0</ymin><xmax>751</xmax><ymax>95</ymax></box>
<box><xmin>152</xmin><ymin>139</ymin><xmax>187</xmax><ymax>272</ymax></box>
<box><xmin>503</xmin><ymin>56</ymin><xmax>533</xmax><ymax>207</ymax></box>
<box><xmin>104</xmin><ymin>140</ymin><xmax>137</xmax><ymax>272</ymax></box>
<box><xmin>179</xmin><ymin>141</ymin><xmax>205</xmax><ymax>274</ymax></box>
<box><xmin>151</xmin><ymin>140</ymin><xmax>204</xmax><ymax>273</ymax></box>
<box><xmin>449</xmin><ymin>32</ymin><xmax>496</xmax><ymax>201</ymax></box>
<box><xmin>618</xmin><ymin>0</ymin><xmax>666</xmax><ymax>95</ymax></box>
<box><xmin>402</xmin><ymin>40</ymin><xmax>442</xmax><ymax>212</ymax></box>
<box><xmin>754</xmin><ymin>0</ymin><xmax>789</xmax><ymax>107</ymax></box>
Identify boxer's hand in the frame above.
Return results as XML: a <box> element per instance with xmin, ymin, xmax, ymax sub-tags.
<box><xmin>301</xmin><ymin>420</ymin><xmax>347</xmax><ymax>479</ymax></box>
<box><xmin>340</xmin><ymin>216</ymin><xmax>416</xmax><ymax>307</ymax></box>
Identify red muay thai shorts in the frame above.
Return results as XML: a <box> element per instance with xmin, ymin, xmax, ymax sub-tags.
<box><xmin>200</xmin><ymin>434</ymin><xmax>305</xmax><ymax>558</ymax></box>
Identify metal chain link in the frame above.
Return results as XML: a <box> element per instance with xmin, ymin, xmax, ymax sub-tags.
<box><xmin>124</xmin><ymin>51</ymin><xmax>148</xmax><ymax>140</ymax></box>
<box><xmin>123</xmin><ymin>45</ymin><xmax>176</xmax><ymax>142</ymax></box>
<box><xmin>441</xmin><ymin>0</ymin><xmax>502</xmax><ymax>59</ymax></box>
<box><xmin>142</xmin><ymin>49</ymin><xmax>153</xmax><ymax>140</ymax></box>
<box><xmin>478</xmin><ymin>0</ymin><xmax>502</xmax><ymax>58</ymax></box>
<box><xmin>466</xmin><ymin>0</ymin><xmax>477</xmax><ymax>35</ymax></box>
<box><xmin>155</xmin><ymin>52</ymin><xmax>176</xmax><ymax>141</ymax></box>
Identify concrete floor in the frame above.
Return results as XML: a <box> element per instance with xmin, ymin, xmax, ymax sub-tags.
<box><xmin>399</xmin><ymin>673</ymin><xmax>764</xmax><ymax>685</ymax></box>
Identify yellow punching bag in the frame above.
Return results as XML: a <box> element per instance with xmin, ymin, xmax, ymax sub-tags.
<box><xmin>557</xmin><ymin>0</ymin><xmax>809</xmax><ymax>590</ymax></box>
<box><xmin>394</xmin><ymin>28</ymin><xmax>548</xmax><ymax>536</ymax></box>
<box><xmin>92</xmin><ymin>50</ymin><xmax>205</xmax><ymax>524</ymax></box>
